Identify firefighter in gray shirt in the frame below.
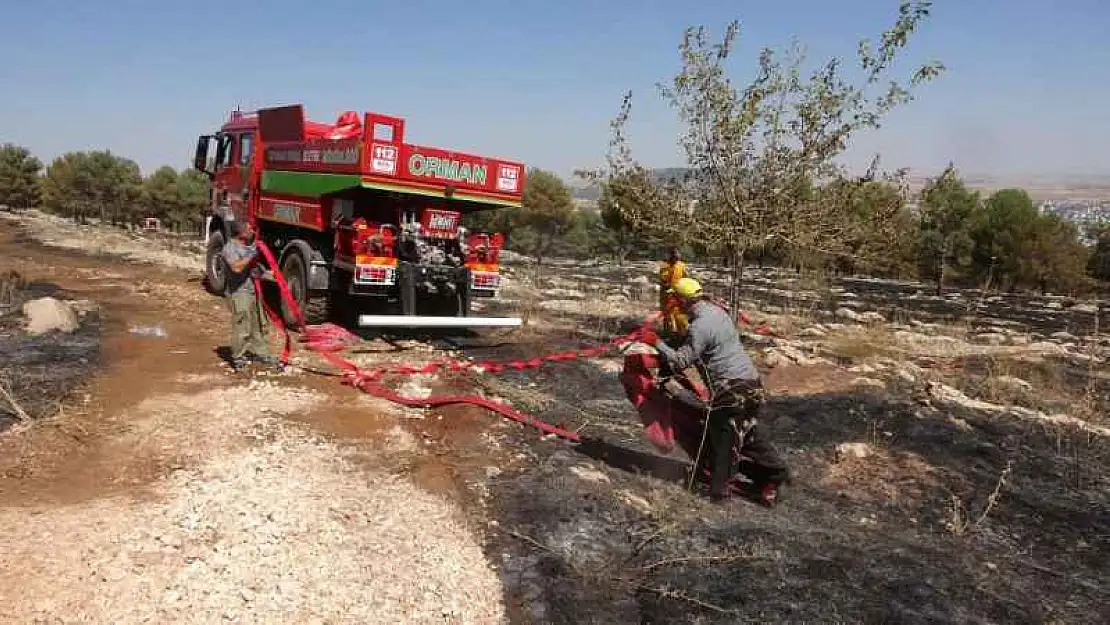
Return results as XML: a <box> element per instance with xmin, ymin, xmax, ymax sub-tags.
<box><xmin>221</xmin><ymin>221</ymin><xmax>279</xmax><ymax>372</ymax></box>
<box><xmin>645</xmin><ymin>277</ymin><xmax>790</xmax><ymax>506</ymax></box>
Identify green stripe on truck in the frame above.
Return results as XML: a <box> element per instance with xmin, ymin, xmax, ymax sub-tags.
<box><xmin>260</xmin><ymin>170</ymin><xmax>363</xmax><ymax>197</ymax></box>
<box><xmin>259</xmin><ymin>169</ymin><xmax>522</xmax><ymax>208</ymax></box>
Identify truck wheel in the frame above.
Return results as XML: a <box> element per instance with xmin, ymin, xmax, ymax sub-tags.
<box><xmin>280</xmin><ymin>252</ymin><xmax>308</xmax><ymax>329</ymax></box>
<box><xmin>327</xmin><ymin>271</ymin><xmax>354</xmax><ymax>328</ymax></box>
<box><xmin>204</xmin><ymin>231</ymin><xmax>227</xmax><ymax>295</ymax></box>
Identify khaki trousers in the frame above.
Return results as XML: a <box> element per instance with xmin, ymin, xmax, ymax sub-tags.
<box><xmin>227</xmin><ymin>290</ymin><xmax>270</xmax><ymax>359</ymax></box>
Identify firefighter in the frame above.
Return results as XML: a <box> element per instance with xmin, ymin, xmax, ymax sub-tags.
<box><xmin>657</xmin><ymin>246</ymin><xmax>689</xmax><ymax>337</ymax></box>
<box><xmin>641</xmin><ymin>277</ymin><xmax>790</xmax><ymax>506</ymax></box>
<box><xmin>221</xmin><ymin>221</ymin><xmax>280</xmax><ymax>372</ymax></box>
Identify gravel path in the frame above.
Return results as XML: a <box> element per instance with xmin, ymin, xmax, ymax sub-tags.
<box><xmin>0</xmin><ymin>381</ymin><xmax>506</xmax><ymax>624</ymax></box>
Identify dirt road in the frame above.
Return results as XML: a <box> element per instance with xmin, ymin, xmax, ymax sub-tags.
<box><xmin>0</xmin><ymin>225</ymin><xmax>506</xmax><ymax>623</ymax></box>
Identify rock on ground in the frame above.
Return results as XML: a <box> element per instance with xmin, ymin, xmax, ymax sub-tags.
<box><xmin>835</xmin><ymin>442</ymin><xmax>874</xmax><ymax>461</ymax></box>
<box><xmin>21</xmin><ymin>296</ymin><xmax>79</xmax><ymax>335</ymax></box>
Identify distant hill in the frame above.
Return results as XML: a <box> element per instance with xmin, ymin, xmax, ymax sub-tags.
<box><xmin>568</xmin><ymin>167</ymin><xmax>693</xmax><ymax>201</ymax></box>
<box><xmin>569</xmin><ymin>168</ymin><xmax>1110</xmax><ymax>203</ymax></box>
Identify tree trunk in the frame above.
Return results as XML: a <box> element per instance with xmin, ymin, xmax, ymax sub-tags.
<box><xmin>533</xmin><ymin>237</ymin><xmax>547</xmax><ymax>284</ymax></box>
<box><xmin>727</xmin><ymin>247</ymin><xmax>745</xmax><ymax>315</ymax></box>
<box><xmin>935</xmin><ymin>244</ymin><xmax>948</xmax><ymax>297</ymax></box>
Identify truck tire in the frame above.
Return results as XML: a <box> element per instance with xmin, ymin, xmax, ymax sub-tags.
<box><xmin>204</xmin><ymin>230</ymin><xmax>228</xmax><ymax>296</ymax></box>
<box><xmin>280</xmin><ymin>252</ymin><xmax>309</xmax><ymax>329</ymax></box>
<box><xmin>279</xmin><ymin>251</ymin><xmax>330</xmax><ymax>328</ymax></box>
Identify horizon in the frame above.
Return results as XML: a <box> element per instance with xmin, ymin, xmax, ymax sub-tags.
<box><xmin>2</xmin><ymin>1</ymin><xmax>1109</xmax><ymax>182</ymax></box>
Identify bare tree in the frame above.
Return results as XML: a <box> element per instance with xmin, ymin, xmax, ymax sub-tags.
<box><xmin>579</xmin><ymin>1</ymin><xmax>944</xmax><ymax>310</ymax></box>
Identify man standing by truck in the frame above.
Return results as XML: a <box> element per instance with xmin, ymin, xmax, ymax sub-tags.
<box><xmin>641</xmin><ymin>277</ymin><xmax>790</xmax><ymax>506</ymax></box>
<box><xmin>221</xmin><ymin>221</ymin><xmax>279</xmax><ymax>372</ymax></box>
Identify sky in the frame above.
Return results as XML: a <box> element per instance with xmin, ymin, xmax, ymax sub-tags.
<box><xmin>2</xmin><ymin>0</ymin><xmax>1109</xmax><ymax>181</ymax></box>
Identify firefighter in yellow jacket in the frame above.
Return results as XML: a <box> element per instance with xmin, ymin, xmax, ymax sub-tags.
<box><xmin>658</xmin><ymin>246</ymin><xmax>690</xmax><ymax>337</ymax></box>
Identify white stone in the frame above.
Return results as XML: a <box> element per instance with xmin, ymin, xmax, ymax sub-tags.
<box><xmin>835</xmin><ymin>442</ymin><xmax>873</xmax><ymax>462</ymax></box>
<box><xmin>835</xmin><ymin>307</ymin><xmax>862</xmax><ymax>322</ymax></box>
<box><xmin>21</xmin><ymin>297</ymin><xmax>79</xmax><ymax>335</ymax></box>
<box><xmin>858</xmin><ymin>311</ymin><xmax>886</xmax><ymax>324</ymax></box>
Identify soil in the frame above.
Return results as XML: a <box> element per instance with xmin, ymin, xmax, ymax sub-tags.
<box><xmin>0</xmin><ymin>215</ymin><xmax>1107</xmax><ymax>624</ymax></box>
<box><xmin>0</xmin><ymin>224</ymin><xmax>505</xmax><ymax>623</ymax></box>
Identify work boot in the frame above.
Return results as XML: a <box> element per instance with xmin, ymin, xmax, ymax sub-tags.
<box><xmin>757</xmin><ymin>481</ymin><xmax>783</xmax><ymax>508</ymax></box>
<box><xmin>709</xmin><ymin>491</ymin><xmax>730</xmax><ymax>504</ymax></box>
<box><xmin>251</xmin><ymin>354</ymin><xmax>285</xmax><ymax>372</ymax></box>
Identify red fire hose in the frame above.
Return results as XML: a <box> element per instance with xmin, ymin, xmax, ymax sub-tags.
<box><xmin>247</xmin><ymin>241</ymin><xmax>772</xmax><ymax>442</ymax></box>
<box><xmin>249</xmin><ymin>241</ymin><xmax>655</xmax><ymax>442</ymax></box>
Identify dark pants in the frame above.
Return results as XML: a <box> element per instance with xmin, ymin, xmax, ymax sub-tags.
<box><xmin>674</xmin><ymin>380</ymin><xmax>790</xmax><ymax>496</ymax></box>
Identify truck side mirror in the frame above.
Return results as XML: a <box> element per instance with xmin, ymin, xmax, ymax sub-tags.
<box><xmin>194</xmin><ymin>135</ymin><xmax>213</xmax><ymax>176</ymax></box>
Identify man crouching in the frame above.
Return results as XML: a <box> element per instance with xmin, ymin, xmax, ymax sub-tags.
<box><xmin>221</xmin><ymin>221</ymin><xmax>280</xmax><ymax>372</ymax></box>
<box><xmin>642</xmin><ymin>277</ymin><xmax>790</xmax><ymax>505</ymax></box>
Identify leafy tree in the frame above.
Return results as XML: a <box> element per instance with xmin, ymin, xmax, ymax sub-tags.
<box><xmin>917</xmin><ymin>164</ymin><xmax>979</xmax><ymax>294</ymax></box>
<box><xmin>0</xmin><ymin>144</ymin><xmax>42</xmax><ymax>210</ymax></box>
<box><xmin>557</xmin><ymin>210</ymin><xmax>604</xmax><ymax>260</ymax></box>
<box><xmin>172</xmin><ymin>169</ymin><xmax>211</xmax><ymax>234</ymax></box>
<box><xmin>136</xmin><ymin>166</ymin><xmax>209</xmax><ymax>233</ymax></box>
<box><xmin>596</xmin><ymin>170</ymin><xmax>659</xmax><ymax>264</ymax></box>
<box><xmin>967</xmin><ymin>188</ymin><xmax>1038</xmax><ymax>290</ymax></box>
<box><xmin>1022</xmin><ymin>213</ymin><xmax>1090</xmax><ymax>295</ymax></box>
<box><xmin>142</xmin><ymin>166</ymin><xmax>180</xmax><ymax>222</ymax></box>
<box><xmin>519</xmin><ymin>168</ymin><xmax>575</xmax><ymax>276</ymax></box>
<box><xmin>41</xmin><ymin>150</ymin><xmax>142</xmax><ymax>225</ymax></box>
<box><xmin>462</xmin><ymin>206</ymin><xmax>516</xmax><ymax>237</ymax></box>
<box><xmin>90</xmin><ymin>151</ymin><xmax>142</xmax><ymax>226</ymax></box>
<box><xmin>41</xmin><ymin>152</ymin><xmax>92</xmax><ymax>223</ymax></box>
<box><xmin>579</xmin><ymin>1</ymin><xmax>944</xmax><ymax>309</ymax></box>
<box><xmin>821</xmin><ymin>179</ymin><xmax>917</xmax><ymax>277</ymax></box>
<box><xmin>1087</xmin><ymin>226</ymin><xmax>1110</xmax><ymax>285</ymax></box>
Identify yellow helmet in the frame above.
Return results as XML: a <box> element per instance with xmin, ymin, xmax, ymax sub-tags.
<box><xmin>672</xmin><ymin>277</ymin><xmax>702</xmax><ymax>298</ymax></box>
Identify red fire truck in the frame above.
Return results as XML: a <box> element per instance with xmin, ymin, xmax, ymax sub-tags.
<box><xmin>193</xmin><ymin>104</ymin><xmax>523</xmax><ymax>329</ymax></box>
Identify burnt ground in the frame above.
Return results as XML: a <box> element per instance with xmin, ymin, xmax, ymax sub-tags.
<box><xmin>0</xmin><ymin>273</ymin><xmax>101</xmax><ymax>431</ymax></box>
<box><xmin>1</xmin><ymin>214</ymin><xmax>1108</xmax><ymax>624</ymax></box>
<box><xmin>544</xmin><ymin>258</ymin><xmax>1109</xmax><ymax>338</ymax></box>
<box><xmin>411</xmin><ymin>354</ymin><xmax>1109</xmax><ymax>625</ymax></box>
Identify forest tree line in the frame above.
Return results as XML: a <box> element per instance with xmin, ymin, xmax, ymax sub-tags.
<box><xmin>2</xmin><ymin>142</ymin><xmax>1110</xmax><ymax>296</ymax></box>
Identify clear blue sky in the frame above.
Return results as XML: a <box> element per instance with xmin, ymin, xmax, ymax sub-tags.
<box><xmin>2</xmin><ymin>0</ymin><xmax>1108</xmax><ymax>180</ymax></box>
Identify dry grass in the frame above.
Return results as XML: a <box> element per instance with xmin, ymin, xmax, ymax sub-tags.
<box><xmin>0</xmin><ymin>377</ymin><xmax>31</xmax><ymax>422</ymax></box>
<box><xmin>821</xmin><ymin>444</ymin><xmax>942</xmax><ymax>512</ymax></box>
<box><xmin>945</xmin><ymin>461</ymin><xmax>1013</xmax><ymax>536</ymax></box>
<box><xmin>820</xmin><ymin>325</ymin><xmax>903</xmax><ymax>362</ymax></box>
